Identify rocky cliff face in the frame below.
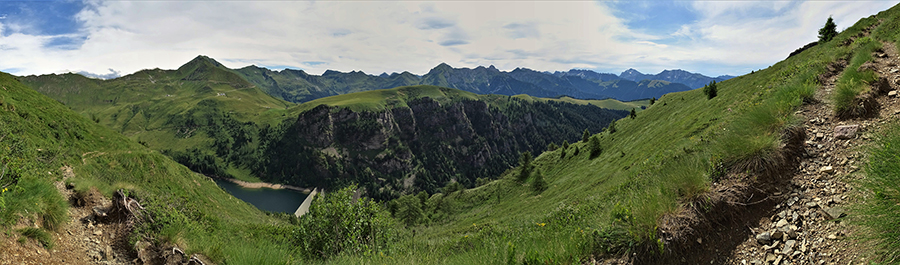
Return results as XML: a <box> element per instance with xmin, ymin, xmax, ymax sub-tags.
<box><xmin>257</xmin><ymin>97</ymin><xmax>626</xmax><ymax>199</ymax></box>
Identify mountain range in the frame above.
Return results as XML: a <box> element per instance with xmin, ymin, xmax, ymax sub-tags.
<box><xmin>237</xmin><ymin>62</ymin><xmax>732</xmax><ymax>103</ymax></box>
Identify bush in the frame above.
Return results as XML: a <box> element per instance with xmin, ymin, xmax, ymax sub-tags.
<box><xmin>629</xmin><ymin>108</ymin><xmax>636</xmax><ymax>119</ymax></box>
<box><xmin>589</xmin><ymin>135</ymin><xmax>602</xmax><ymax>159</ymax></box>
<box><xmin>443</xmin><ymin>181</ymin><xmax>464</xmax><ymax>194</ymax></box>
<box><xmin>547</xmin><ymin>142</ymin><xmax>558</xmax><ymax>151</ymax></box>
<box><xmin>649</xmin><ymin>98</ymin><xmax>656</xmax><ymax>105</ymax></box>
<box><xmin>819</xmin><ymin>16</ymin><xmax>838</xmax><ymax>43</ymax></box>
<box><xmin>517</xmin><ymin>151</ymin><xmax>533</xmax><ymax>182</ymax></box>
<box><xmin>394</xmin><ymin>194</ymin><xmax>425</xmax><ymax>226</ymax></box>
<box><xmin>294</xmin><ymin>185</ymin><xmax>394</xmax><ymax>260</ymax></box>
<box><xmin>702</xmin><ymin>81</ymin><xmax>718</xmax><ymax>99</ymax></box>
<box><xmin>606</xmin><ymin>119</ymin><xmax>617</xmax><ymax>134</ymax></box>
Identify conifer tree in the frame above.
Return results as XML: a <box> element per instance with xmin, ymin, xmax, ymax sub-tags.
<box><xmin>819</xmin><ymin>16</ymin><xmax>838</xmax><ymax>43</ymax></box>
<box><xmin>582</xmin><ymin>129</ymin><xmax>590</xmax><ymax>142</ymax></box>
<box><xmin>629</xmin><ymin>108</ymin><xmax>637</xmax><ymax>119</ymax></box>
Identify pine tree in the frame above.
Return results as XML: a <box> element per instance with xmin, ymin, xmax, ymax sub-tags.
<box><xmin>562</xmin><ymin>140</ymin><xmax>570</xmax><ymax>150</ymax></box>
<box><xmin>589</xmin><ymin>135</ymin><xmax>602</xmax><ymax>159</ymax></box>
<box><xmin>518</xmin><ymin>151</ymin><xmax>533</xmax><ymax>182</ymax></box>
<box><xmin>607</xmin><ymin>119</ymin><xmax>617</xmax><ymax>134</ymax></box>
<box><xmin>649</xmin><ymin>97</ymin><xmax>656</xmax><ymax>105</ymax></box>
<box><xmin>582</xmin><ymin>129</ymin><xmax>590</xmax><ymax>142</ymax></box>
<box><xmin>703</xmin><ymin>81</ymin><xmax>718</xmax><ymax>99</ymax></box>
<box><xmin>629</xmin><ymin>108</ymin><xmax>636</xmax><ymax>119</ymax></box>
<box><xmin>819</xmin><ymin>16</ymin><xmax>838</xmax><ymax>43</ymax></box>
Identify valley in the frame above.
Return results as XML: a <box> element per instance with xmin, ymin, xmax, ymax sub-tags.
<box><xmin>2</xmin><ymin>2</ymin><xmax>900</xmax><ymax>265</ymax></box>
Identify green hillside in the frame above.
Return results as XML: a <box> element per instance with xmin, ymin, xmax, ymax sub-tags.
<box><xmin>0</xmin><ymin>72</ymin><xmax>297</xmax><ymax>264</ymax></box>
<box><xmin>6</xmin><ymin>3</ymin><xmax>900</xmax><ymax>264</ymax></box>
<box><xmin>323</xmin><ymin>6</ymin><xmax>899</xmax><ymax>264</ymax></box>
<box><xmin>290</xmin><ymin>85</ymin><xmax>481</xmax><ymax>113</ymax></box>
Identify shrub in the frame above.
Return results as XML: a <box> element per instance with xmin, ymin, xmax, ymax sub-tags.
<box><xmin>589</xmin><ymin>135</ymin><xmax>602</xmax><ymax>159</ymax></box>
<box><xmin>819</xmin><ymin>16</ymin><xmax>838</xmax><ymax>43</ymax></box>
<box><xmin>518</xmin><ymin>151</ymin><xmax>534</xmax><ymax>182</ymax></box>
<box><xmin>702</xmin><ymin>81</ymin><xmax>718</xmax><ymax>99</ymax></box>
<box><xmin>294</xmin><ymin>185</ymin><xmax>394</xmax><ymax>260</ymax></box>
<box><xmin>547</xmin><ymin>143</ymin><xmax>558</xmax><ymax>151</ymax></box>
<box><xmin>443</xmin><ymin>181</ymin><xmax>464</xmax><ymax>194</ymax></box>
<box><xmin>629</xmin><ymin>108</ymin><xmax>636</xmax><ymax>119</ymax></box>
<box><xmin>394</xmin><ymin>194</ymin><xmax>425</xmax><ymax>226</ymax></box>
<box><xmin>649</xmin><ymin>98</ymin><xmax>656</xmax><ymax>105</ymax></box>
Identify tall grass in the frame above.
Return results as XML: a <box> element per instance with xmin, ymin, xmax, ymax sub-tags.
<box><xmin>858</xmin><ymin>124</ymin><xmax>900</xmax><ymax>264</ymax></box>
<box><xmin>834</xmin><ymin>37</ymin><xmax>882</xmax><ymax>115</ymax></box>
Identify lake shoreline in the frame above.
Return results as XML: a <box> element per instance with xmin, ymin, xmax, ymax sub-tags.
<box><xmin>215</xmin><ymin>177</ymin><xmax>312</xmax><ymax>194</ymax></box>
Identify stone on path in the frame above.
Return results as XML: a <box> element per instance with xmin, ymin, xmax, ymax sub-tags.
<box><xmin>834</xmin><ymin>124</ymin><xmax>859</xmax><ymax>140</ymax></box>
<box><xmin>823</xmin><ymin>207</ymin><xmax>846</xmax><ymax>220</ymax></box>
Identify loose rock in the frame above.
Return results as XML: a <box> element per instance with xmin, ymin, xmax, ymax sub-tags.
<box><xmin>833</xmin><ymin>125</ymin><xmax>859</xmax><ymax>139</ymax></box>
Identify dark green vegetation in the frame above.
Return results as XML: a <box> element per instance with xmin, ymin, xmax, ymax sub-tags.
<box><xmin>702</xmin><ymin>80</ymin><xmax>718</xmax><ymax>99</ymax></box>
<box><xmin>820</xmin><ymin>16</ymin><xmax>839</xmax><ymax>43</ymax></box>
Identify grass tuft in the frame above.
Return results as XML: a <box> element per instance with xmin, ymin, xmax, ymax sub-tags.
<box><xmin>18</xmin><ymin>227</ymin><xmax>54</xmax><ymax>249</ymax></box>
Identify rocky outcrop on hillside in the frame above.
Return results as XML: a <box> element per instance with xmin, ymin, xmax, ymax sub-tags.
<box><xmin>257</xmin><ymin>97</ymin><xmax>626</xmax><ymax>199</ymax></box>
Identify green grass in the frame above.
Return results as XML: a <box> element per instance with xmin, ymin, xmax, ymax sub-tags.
<box><xmin>17</xmin><ymin>227</ymin><xmax>54</xmax><ymax>249</ymax></box>
<box><xmin>511</xmin><ymin>95</ymin><xmax>650</xmax><ymax>112</ymax></box>
<box><xmin>290</xmin><ymin>85</ymin><xmax>481</xmax><ymax>113</ymax></box>
<box><xmin>833</xmin><ymin>36</ymin><xmax>882</xmax><ymax>115</ymax></box>
<box><xmin>0</xmin><ymin>71</ymin><xmax>297</xmax><ymax>264</ymax></box>
<box><xmin>857</xmin><ymin>123</ymin><xmax>900</xmax><ymax>264</ymax></box>
<box><xmin>322</xmin><ymin>8</ymin><xmax>898</xmax><ymax>263</ymax></box>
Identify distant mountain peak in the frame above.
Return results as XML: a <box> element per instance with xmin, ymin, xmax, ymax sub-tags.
<box><xmin>182</xmin><ymin>55</ymin><xmax>225</xmax><ymax>69</ymax></box>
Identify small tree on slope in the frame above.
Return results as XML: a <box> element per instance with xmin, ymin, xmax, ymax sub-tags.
<box><xmin>819</xmin><ymin>16</ymin><xmax>838</xmax><ymax>43</ymax></box>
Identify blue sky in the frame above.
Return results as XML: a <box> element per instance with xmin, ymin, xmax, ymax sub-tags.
<box><xmin>0</xmin><ymin>1</ymin><xmax>897</xmax><ymax>78</ymax></box>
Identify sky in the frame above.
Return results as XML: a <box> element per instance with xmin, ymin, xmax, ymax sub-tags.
<box><xmin>0</xmin><ymin>0</ymin><xmax>897</xmax><ymax>79</ymax></box>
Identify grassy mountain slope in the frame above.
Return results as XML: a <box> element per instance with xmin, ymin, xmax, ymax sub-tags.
<box><xmin>324</xmin><ymin>7</ymin><xmax>895</xmax><ymax>264</ymax></box>
<box><xmin>21</xmin><ymin>56</ymin><xmax>293</xmax><ymax>180</ymax></box>
<box><xmin>0</xmin><ymin>72</ymin><xmax>297</xmax><ymax>264</ymax></box>
<box><xmin>25</xmin><ymin>59</ymin><xmax>629</xmax><ymax>197</ymax></box>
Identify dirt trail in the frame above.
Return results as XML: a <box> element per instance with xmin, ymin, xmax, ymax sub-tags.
<box><xmin>0</xmin><ymin>166</ymin><xmax>133</xmax><ymax>265</ymax></box>
<box><xmin>722</xmin><ymin>40</ymin><xmax>900</xmax><ymax>264</ymax></box>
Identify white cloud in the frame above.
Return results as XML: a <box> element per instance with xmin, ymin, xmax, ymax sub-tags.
<box><xmin>0</xmin><ymin>1</ymin><xmax>897</xmax><ymax>77</ymax></box>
